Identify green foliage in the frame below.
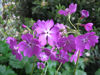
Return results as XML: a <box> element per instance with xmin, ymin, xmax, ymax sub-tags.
<box><xmin>0</xmin><ymin>0</ymin><xmax>100</xmax><ymax>75</ymax></box>
<box><xmin>0</xmin><ymin>65</ymin><xmax>16</xmax><ymax>75</ymax></box>
<box><xmin>95</xmin><ymin>69</ymin><xmax>100</xmax><ymax>75</ymax></box>
<box><xmin>0</xmin><ymin>41</ymin><xmax>10</xmax><ymax>63</ymax></box>
<box><xmin>76</xmin><ymin>70</ymin><xmax>87</xmax><ymax>75</ymax></box>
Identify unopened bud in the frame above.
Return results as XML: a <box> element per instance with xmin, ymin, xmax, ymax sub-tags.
<box><xmin>22</xmin><ymin>24</ymin><xmax>27</xmax><ymax>28</ymax></box>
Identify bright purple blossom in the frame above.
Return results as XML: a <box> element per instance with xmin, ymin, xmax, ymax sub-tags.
<box><xmin>75</xmin><ymin>32</ymin><xmax>99</xmax><ymax>51</ymax></box>
<box><xmin>35</xmin><ymin>19</ymin><xmax>60</xmax><ymax>46</ymax></box>
<box><xmin>69</xmin><ymin>3</ymin><xmax>77</xmax><ymax>14</ymax></box>
<box><xmin>81</xmin><ymin>10</ymin><xmax>89</xmax><ymax>18</ymax></box>
<box><xmin>44</xmin><ymin>48</ymin><xmax>57</xmax><ymax>61</ymax></box>
<box><xmin>58</xmin><ymin>3</ymin><xmax>77</xmax><ymax>16</ymax></box>
<box><xmin>22</xmin><ymin>24</ymin><xmax>27</xmax><ymax>28</ymax></box>
<box><xmin>84</xmin><ymin>23</ymin><xmax>93</xmax><ymax>32</ymax></box>
<box><xmin>37</xmin><ymin>52</ymin><xmax>49</xmax><ymax>61</ymax></box>
<box><xmin>6</xmin><ymin>37</ymin><xmax>23</xmax><ymax>61</ymax></box>
<box><xmin>56</xmin><ymin>50</ymin><xmax>69</xmax><ymax>64</ymax></box>
<box><xmin>57</xmin><ymin>35</ymin><xmax>76</xmax><ymax>52</ymax></box>
<box><xmin>18</xmin><ymin>33</ymin><xmax>41</xmax><ymax>57</ymax></box>
<box><xmin>37</xmin><ymin>62</ymin><xmax>45</xmax><ymax>69</ymax></box>
<box><xmin>55</xmin><ymin>23</ymin><xmax>67</xmax><ymax>36</ymax></box>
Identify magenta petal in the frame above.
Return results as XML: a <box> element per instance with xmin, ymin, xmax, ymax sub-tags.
<box><xmin>18</xmin><ymin>41</ymin><xmax>27</xmax><ymax>51</ymax></box>
<box><xmin>69</xmin><ymin>3</ymin><xmax>77</xmax><ymax>14</ymax></box>
<box><xmin>84</xmin><ymin>23</ymin><xmax>93</xmax><ymax>32</ymax></box>
<box><xmin>39</xmin><ymin>34</ymin><xmax>47</xmax><ymax>46</ymax></box>
<box><xmin>45</xmin><ymin>19</ymin><xmax>54</xmax><ymax>30</ymax></box>
<box><xmin>21</xmin><ymin>33</ymin><xmax>33</xmax><ymax>42</ymax></box>
<box><xmin>48</xmin><ymin>33</ymin><xmax>58</xmax><ymax>46</ymax></box>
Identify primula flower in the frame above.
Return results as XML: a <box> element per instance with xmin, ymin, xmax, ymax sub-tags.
<box><xmin>35</xmin><ymin>19</ymin><xmax>59</xmax><ymax>46</ymax></box>
<box><xmin>55</xmin><ymin>23</ymin><xmax>67</xmax><ymax>36</ymax></box>
<box><xmin>44</xmin><ymin>48</ymin><xmax>57</xmax><ymax>61</ymax></box>
<box><xmin>56</xmin><ymin>50</ymin><xmax>69</xmax><ymax>64</ymax></box>
<box><xmin>37</xmin><ymin>52</ymin><xmax>49</xmax><ymax>61</ymax></box>
<box><xmin>84</xmin><ymin>23</ymin><xmax>93</xmax><ymax>32</ymax></box>
<box><xmin>58</xmin><ymin>3</ymin><xmax>77</xmax><ymax>16</ymax></box>
<box><xmin>18</xmin><ymin>33</ymin><xmax>41</xmax><ymax>57</ymax></box>
<box><xmin>81</xmin><ymin>10</ymin><xmax>89</xmax><ymax>18</ymax></box>
<box><xmin>6</xmin><ymin>37</ymin><xmax>23</xmax><ymax>61</ymax></box>
<box><xmin>57</xmin><ymin>35</ymin><xmax>76</xmax><ymax>52</ymax></box>
<box><xmin>75</xmin><ymin>32</ymin><xmax>99</xmax><ymax>51</ymax></box>
<box><xmin>37</xmin><ymin>62</ymin><xmax>45</xmax><ymax>69</ymax></box>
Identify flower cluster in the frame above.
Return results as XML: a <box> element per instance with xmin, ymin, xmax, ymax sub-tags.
<box><xmin>6</xmin><ymin>3</ymin><xmax>99</xmax><ymax>69</ymax></box>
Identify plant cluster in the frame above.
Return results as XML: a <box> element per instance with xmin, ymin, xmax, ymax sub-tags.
<box><xmin>6</xmin><ymin>3</ymin><xmax>99</xmax><ymax>75</ymax></box>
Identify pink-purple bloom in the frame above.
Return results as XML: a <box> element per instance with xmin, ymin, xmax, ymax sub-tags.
<box><xmin>6</xmin><ymin>37</ymin><xmax>23</xmax><ymax>61</ymax></box>
<box><xmin>75</xmin><ymin>32</ymin><xmax>99</xmax><ymax>51</ymax></box>
<box><xmin>57</xmin><ymin>35</ymin><xmax>76</xmax><ymax>52</ymax></box>
<box><xmin>18</xmin><ymin>33</ymin><xmax>41</xmax><ymax>57</ymax></box>
<box><xmin>84</xmin><ymin>23</ymin><xmax>93</xmax><ymax>32</ymax></box>
<box><xmin>58</xmin><ymin>3</ymin><xmax>77</xmax><ymax>16</ymax></box>
<box><xmin>37</xmin><ymin>62</ymin><xmax>45</xmax><ymax>69</ymax></box>
<box><xmin>44</xmin><ymin>48</ymin><xmax>57</xmax><ymax>61</ymax></box>
<box><xmin>35</xmin><ymin>19</ymin><xmax>60</xmax><ymax>46</ymax></box>
<box><xmin>37</xmin><ymin>52</ymin><xmax>49</xmax><ymax>61</ymax></box>
<box><xmin>81</xmin><ymin>10</ymin><xmax>89</xmax><ymax>18</ymax></box>
<box><xmin>55</xmin><ymin>23</ymin><xmax>67</xmax><ymax>36</ymax></box>
<box><xmin>56</xmin><ymin>50</ymin><xmax>69</xmax><ymax>64</ymax></box>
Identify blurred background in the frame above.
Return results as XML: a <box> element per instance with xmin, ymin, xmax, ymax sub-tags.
<box><xmin>0</xmin><ymin>0</ymin><xmax>100</xmax><ymax>75</ymax></box>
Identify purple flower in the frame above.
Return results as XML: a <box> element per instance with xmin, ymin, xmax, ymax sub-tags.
<box><xmin>57</xmin><ymin>35</ymin><xmax>76</xmax><ymax>52</ymax></box>
<box><xmin>81</xmin><ymin>10</ymin><xmax>89</xmax><ymax>18</ymax></box>
<box><xmin>84</xmin><ymin>23</ymin><xmax>93</xmax><ymax>32</ymax></box>
<box><xmin>22</xmin><ymin>24</ymin><xmax>27</xmax><ymax>28</ymax></box>
<box><xmin>44</xmin><ymin>48</ymin><xmax>57</xmax><ymax>61</ymax></box>
<box><xmin>37</xmin><ymin>62</ymin><xmax>45</xmax><ymax>69</ymax></box>
<box><xmin>35</xmin><ymin>19</ymin><xmax>60</xmax><ymax>46</ymax></box>
<box><xmin>55</xmin><ymin>23</ymin><xmax>67</xmax><ymax>36</ymax></box>
<box><xmin>56</xmin><ymin>50</ymin><xmax>69</xmax><ymax>64</ymax></box>
<box><xmin>75</xmin><ymin>32</ymin><xmax>99</xmax><ymax>51</ymax></box>
<box><xmin>70</xmin><ymin>50</ymin><xmax>83</xmax><ymax>64</ymax></box>
<box><xmin>69</xmin><ymin>3</ymin><xmax>77</xmax><ymax>14</ymax></box>
<box><xmin>37</xmin><ymin>52</ymin><xmax>49</xmax><ymax>61</ymax></box>
<box><xmin>18</xmin><ymin>33</ymin><xmax>41</xmax><ymax>57</ymax></box>
<box><xmin>6</xmin><ymin>37</ymin><xmax>23</xmax><ymax>61</ymax></box>
<box><xmin>58</xmin><ymin>3</ymin><xmax>77</xmax><ymax>16</ymax></box>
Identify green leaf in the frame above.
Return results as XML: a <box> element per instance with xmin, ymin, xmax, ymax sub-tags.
<box><xmin>76</xmin><ymin>70</ymin><xmax>87</xmax><ymax>75</ymax></box>
<box><xmin>0</xmin><ymin>41</ymin><xmax>10</xmax><ymax>54</ymax></box>
<box><xmin>0</xmin><ymin>65</ymin><xmax>16</xmax><ymax>75</ymax></box>
<box><xmin>0</xmin><ymin>41</ymin><xmax>11</xmax><ymax>63</ymax></box>
<box><xmin>25</xmin><ymin>63</ymin><xmax>33</xmax><ymax>74</ymax></box>
<box><xmin>9</xmin><ymin>55</ymin><xmax>25</xmax><ymax>69</ymax></box>
<box><xmin>95</xmin><ymin>69</ymin><xmax>100</xmax><ymax>75</ymax></box>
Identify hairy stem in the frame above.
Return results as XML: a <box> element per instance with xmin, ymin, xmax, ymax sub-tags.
<box><xmin>55</xmin><ymin>63</ymin><xmax>62</xmax><ymax>75</ymax></box>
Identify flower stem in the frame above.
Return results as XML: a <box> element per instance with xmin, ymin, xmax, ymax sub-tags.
<box><xmin>74</xmin><ymin>50</ymin><xmax>80</xmax><ymax>75</ymax></box>
<box><xmin>68</xmin><ymin>15</ymin><xmax>77</xmax><ymax>30</ymax></box>
<box><xmin>55</xmin><ymin>63</ymin><xmax>62</xmax><ymax>75</ymax></box>
<box><xmin>44</xmin><ymin>62</ymin><xmax>48</xmax><ymax>75</ymax></box>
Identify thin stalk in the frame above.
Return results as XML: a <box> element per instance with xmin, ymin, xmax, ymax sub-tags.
<box><xmin>69</xmin><ymin>18</ymin><xmax>77</xmax><ymax>30</ymax></box>
<box><xmin>26</xmin><ymin>27</ymin><xmax>31</xmax><ymax>33</ymax></box>
<box><xmin>55</xmin><ymin>63</ymin><xmax>62</xmax><ymax>75</ymax></box>
<box><xmin>74</xmin><ymin>50</ymin><xmax>80</xmax><ymax>75</ymax></box>
<box><xmin>44</xmin><ymin>62</ymin><xmax>48</xmax><ymax>75</ymax></box>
